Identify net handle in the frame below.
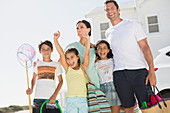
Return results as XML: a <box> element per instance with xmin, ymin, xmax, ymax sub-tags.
<box><xmin>26</xmin><ymin>62</ymin><xmax>32</xmax><ymax>113</ymax></box>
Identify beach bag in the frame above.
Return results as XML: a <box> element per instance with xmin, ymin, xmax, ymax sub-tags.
<box><xmin>40</xmin><ymin>100</ymin><xmax>62</xmax><ymax>113</ymax></box>
<box><xmin>141</xmin><ymin>87</ymin><xmax>170</xmax><ymax>113</ymax></box>
<box><xmin>150</xmin><ymin>94</ymin><xmax>162</xmax><ymax>106</ymax></box>
<box><xmin>80</xmin><ymin>65</ymin><xmax>111</xmax><ymax>113</ymax></box>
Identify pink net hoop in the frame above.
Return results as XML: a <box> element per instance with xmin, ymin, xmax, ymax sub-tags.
<box><xmin>17</xmin><ymin>43</ymin><xmax>36</xmax><ymax>68</ymax></box>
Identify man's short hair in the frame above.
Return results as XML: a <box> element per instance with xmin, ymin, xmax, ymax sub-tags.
<box><xmin>104</xmin><ymin>0</ymin><xmax>119</xmax><ymax>9</ymax></box>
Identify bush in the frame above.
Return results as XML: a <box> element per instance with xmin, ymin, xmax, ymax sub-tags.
<box><xmin>9</xmin><ymin>105</ymin><xmax>24</xmax><ymax>111</ymax></box>
<box><xmin>2</xmin><ymin>107</ymin><xmax>10</xmax><ymax>110</ymax></box>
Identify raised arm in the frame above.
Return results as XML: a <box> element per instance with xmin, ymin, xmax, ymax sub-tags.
<box><xmin>82</xmin><ymin>35</ymin><xmax>90</xmax><ymax>71</ymax></box>
<box><xmin>138</xmin><ymin>38</ymin><xmax>157</xmax><ymax>87</ymax></box>
<box><xmin>54</xmin><ymin>31</ymin><xmax>68</xmax><ymax>72</ymax></box>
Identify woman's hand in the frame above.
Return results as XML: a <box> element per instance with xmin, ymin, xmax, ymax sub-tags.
<box><xmin>26</xmin><ymin>88</ymin><xmax>33</xmax><ymax>95</ymax></box>
<box><xmin>54</xmin><ymin>31</ymin><xmax>60</xmax><ymax>41</ymax></box>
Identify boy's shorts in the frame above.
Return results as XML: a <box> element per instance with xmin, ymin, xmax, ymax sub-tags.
<box><xmin>33</xmin><ymin>99</ymin><xmax>61</xmax><ymax>113</ymax></box>
<box><xmin>113</xmin><ymin>68</ymin><xmax>151</xmax><ymax>108</ymax></box>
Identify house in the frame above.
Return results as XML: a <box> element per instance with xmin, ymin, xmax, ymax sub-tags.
<box><xmin>85</xmin><ymin>0</ymin><xmax>170</xmax><ymax>97</ymax></box>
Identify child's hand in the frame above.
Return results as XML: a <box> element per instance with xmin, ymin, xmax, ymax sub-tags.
<box><xmin>33</xmin><ymin>59</ymin><xmax>39</xmax><ymax>68</ymax></box>
<box><xmin>49</xmin><ymin>95</ymin><xmax>56</xmax><ymax>104</ymax></box>
<box><xmin>95</xmin><ymin>55</ymin><xmax>99</xmax><ymax>63</ymax></box>
<box><xmin>82</xmin><ymin>31</ymin><xmax>90</xmax><ymax>39</ymax></box>
<box><xmin>54</xmin><ymin>31</ymin><xmax>60</xmax><ymax>40</ymax></box>
<box><xmin>26</xmin><ymin>88</ymin><xmax>33</xmax><ymax>95</ymax></box>
<box><xmin>78</xmin><ymin>31</ymin><xmax>89</xmax><ymax>39</ymax></box>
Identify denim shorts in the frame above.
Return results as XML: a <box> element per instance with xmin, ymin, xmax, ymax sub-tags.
<box><xmin>100</xmin><ymin>82</ymin><xmax>121</xmax><ymax>106</ymax></box>
<box><xmin>64</xmin><ymin>97</ymin><xmax>88</xmax><ymax>113</ymax></box>
<box><xmin>113</xmin><ymin>68</ymin><xmax>151</xmax><ymax>108</ymax></box>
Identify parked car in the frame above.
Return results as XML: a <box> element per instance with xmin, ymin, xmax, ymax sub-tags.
<box><xmin>154</xmin><ymin>46</ymin><xmax>170</xmax><ymax>99</ymax></box>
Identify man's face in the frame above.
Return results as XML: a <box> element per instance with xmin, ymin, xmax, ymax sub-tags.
<box><xmin>105</xmin><ymin>2</ymin><xmax>120</xmax><ymax>21</ymax></box>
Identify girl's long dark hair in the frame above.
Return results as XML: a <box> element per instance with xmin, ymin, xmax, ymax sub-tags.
<box><xmin>65</xmin><ymin>48</ymin><xmax>80</xmax><ymax>66</ymax></box>
<box><xmin>95</xmin><ymin>40</ymin><xmax>113</xmax><ymax>60</ymax></box>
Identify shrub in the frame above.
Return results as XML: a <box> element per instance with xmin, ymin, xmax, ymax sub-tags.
<box><xmin>9</xmin><ymin>105</ymin><xmax>24</xmax><ymax>111</ymax></box>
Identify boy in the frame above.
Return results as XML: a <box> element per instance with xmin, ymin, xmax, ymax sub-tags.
<box><xmin>26</xmin><ymin>40</ymin><xmax>63</xmax><ymax>113</ymax></box>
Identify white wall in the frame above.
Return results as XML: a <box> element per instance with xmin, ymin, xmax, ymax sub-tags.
<box><xmin>139</xmin><ymin>0</ymin><xmax>170</xmax><ymax>90</ymax></box>
<box><xmin>86</xmin><ymin>0</ymin><xmax>170</xmax><ymax>57</ymax></box>
<box><xmin>86</xmin><ymin>0</ymin><xmax>170</xmax><ymax>91</ymax></box>
<box><xmin>139</xmin><ymin>0</ymin><xmax>170</xmax><ymax>57</ymax></box>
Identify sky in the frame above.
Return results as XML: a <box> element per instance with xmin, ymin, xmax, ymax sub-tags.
<box><xmin>0</xmin><ymin>0</ymin><xmax>133</xmax><ymax>107</ymax></box>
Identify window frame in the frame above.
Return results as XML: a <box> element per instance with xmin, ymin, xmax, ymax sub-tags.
<box><xmin>146</xmin><ymin>14</ymin><xmax>160</xmax><ymax>34</ymax></box>
<box><xmin>99</xmin><ymin>22</ymin><xmax>110</xmax><ymax>39</ymax></box>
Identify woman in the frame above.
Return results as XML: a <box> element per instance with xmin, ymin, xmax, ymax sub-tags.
<box><xmin>65</xmin><ymin>20</ymin><xmax>100</xmax><ymax>88</ymax></box>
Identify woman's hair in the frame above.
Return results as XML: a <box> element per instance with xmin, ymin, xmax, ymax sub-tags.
<box><xmin>65</xmin><ymin>48</ymin><xmax>80</xmax><ymax>66</ymax></box>
<box><xmin>76</xmin><ymin>20</ymin><xmax>92</xmax><ymax>36</ymax></box>
<box><xmin>95</xmin><ymin>40</ymin><xmax>113</xmax><ymax>60</ymax></box>
<box><xmin>38</xmin><ymin>40</ymin><xmax>53</xmax><ymax>51</ymax></box>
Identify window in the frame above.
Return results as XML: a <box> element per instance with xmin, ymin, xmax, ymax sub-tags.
<box><xmin>147</xmin><ymin>16</ymin><xmax>159</xmax><ymax>33</ymax></box>
<box><xmin>100</xmin><ymin>22</ymin><xmax>109</xmax><ymax>39</ymax></box>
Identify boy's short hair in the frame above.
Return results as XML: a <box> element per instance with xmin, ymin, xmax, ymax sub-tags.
<box><xmin>104</xmin><ymin>0</ymin><xmax>119</xmax><ymax>10</ymax></box>
<box><xmin>38</xmin><ymin>40</ymin><xmax>53</xmax><ymax>51</ymax></box>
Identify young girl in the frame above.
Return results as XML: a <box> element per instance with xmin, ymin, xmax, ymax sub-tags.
<box><xmin>53</xmin><ymin>30</ymin><xmax>90</xmax><ymax>113</ymax></box>
<box><xmin>65</xmin><ymin>20</ymin><xmax>100</xmax><ymax>88</ymax></box>
<box><xmin>95</xmin><ymin>40</ymin><xmax>121</xmax><ymax>113</ymax></box>
<box><xmin>26</xmin><ymin>40</ymin><xmax>63</xmax><ymax>113</ymax></box>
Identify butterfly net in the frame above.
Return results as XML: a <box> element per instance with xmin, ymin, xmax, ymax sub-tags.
<box><xmin>17</xmin><ymin>43</ymin><xmax>36</xmax><ymax>68</ymax></box>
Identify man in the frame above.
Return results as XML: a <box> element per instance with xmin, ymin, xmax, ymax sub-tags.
<box><xmin>104</xmin><ymin>0</ymin><xmax>157</xmax><ymax>113</ymax></box>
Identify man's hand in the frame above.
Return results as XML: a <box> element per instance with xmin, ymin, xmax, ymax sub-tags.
<box><xmin>146</xmin><ymin>70</ymin><xmax>157</xmax><ymax>87</ymax></box>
